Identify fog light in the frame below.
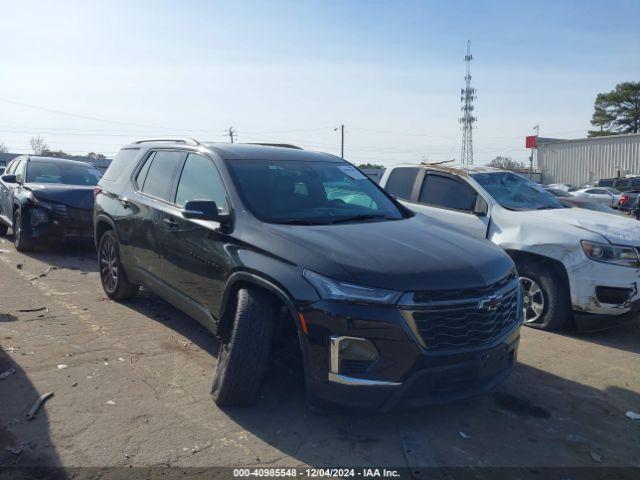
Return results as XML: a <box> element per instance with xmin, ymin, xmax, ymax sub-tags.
<box><xmin>30</xmin><ymin>208</ymin><xmax>49</xmax><ymax>227</ymax></box>
<box><xmin>330</xmin><ymin>336</ymin><xmax>378</xmax><ymax>375</ymax></box>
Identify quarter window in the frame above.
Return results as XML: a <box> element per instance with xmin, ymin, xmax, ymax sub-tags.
<box><xmin>175</xmin><ymin>153</ymin><xmax>228</xmax><ymax>211</ymax></box>
<box><xmin>418</xmin><ymin>174</ymin><xmax>478</xmax><ymax>212</ymax></box>
<box><xmin>385</xmin><ymin>168</ymin><xmax>419</xmax><ymax>200</ymax></box>
<box><xmin>135</xmin><ymin>152</ymin><xmax>155</xmax><ymax>190</ymax></box>
<box><xmin>140</xmin><ymin>151</ymin><xmax>183</xmax><ymax>201</ymax></box>
<box><xmin>103</xmin><ymin>148</ymin><xmax>140</xmax><ymax>182</ymax></box>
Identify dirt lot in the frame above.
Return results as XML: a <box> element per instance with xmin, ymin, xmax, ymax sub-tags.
<box><xmin>0</xmin><ymin>236</ymin><xmax>639</xmax><ymax>475</ymax></box>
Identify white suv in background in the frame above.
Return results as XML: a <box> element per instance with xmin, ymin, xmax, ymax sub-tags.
<box><xmin>379</xmin><ymin>165</ymin><xmax>640</xmax><ymax>332</ymax></box>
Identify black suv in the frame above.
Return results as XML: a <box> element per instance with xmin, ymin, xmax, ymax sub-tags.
<box><xmin>94</xmin><ymin>139</ymin><xmax>521</xmax><ymax>410</ymax></box>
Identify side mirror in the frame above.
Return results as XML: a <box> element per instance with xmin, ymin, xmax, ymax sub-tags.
<box><xmin>182</xmin><ymin>200</ymin><xmax>226</xmax><ymax>221</ymax></box>
<box><xmin>1</xmin><ymin>174</ymin><xmax>17</xmax><ymax>184</ymax></box>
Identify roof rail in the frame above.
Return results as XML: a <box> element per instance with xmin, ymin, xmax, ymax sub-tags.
<box><xmin>245</xmin><ymin>142</ymin><xmax>303</xmax><ymax>150</ymax></box>
<box><xmin>133</xmin><ymin>137</ymin><xmax>200</xmax><ymax>145</ymax></box>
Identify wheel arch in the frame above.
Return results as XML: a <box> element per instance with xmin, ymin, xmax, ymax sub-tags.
<box><xmin>505</xmin><ymin>249</ymin><xmax>572</xmax><ymax>299</ymax></box>
<box><xmin>94</xmin><ymin>214</ymin><xmax>118</xmax><ymax>250</ymax></box>
<box><xmin>218</xmin><ymin>271</ymin><xmax>301</xmax><ymax>341</ymax></box>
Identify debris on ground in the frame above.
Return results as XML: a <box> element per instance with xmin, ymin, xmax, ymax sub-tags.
<box><xmin>106</xmin><ymin>400</ymin><xmax>116</xmax><ymax>406</ymax></box>
<box><xmin>30</xmin><ymin>266</ymin><xmax>58</xmax><ymax>280</ymax></box>
<box><xmin>458</xmin><ymin>431</ymin><xmax>471</xmax><ymax>439</ymax></box>
<box><xmin>57</xmin><ymin>364</ymin><xmax>68</xmax><ymax>370</ymax></box>
<box><xmin>0</xmin><ymin>368</ymin><xmax>16</xmax><ymax>380</ymax></box>
<box><xmin>626</xmin><ymin>411</ymin><xmax>640</xmax><ymax>420</ymax></box>
<box><xmin>118</xmin><ymin>357</ymin><xmax>125</xmax><ymax>362</ymax></box>
<box><xmin>16</xmin><ymin>306</ymin><xmax>48</xmax><ymax>313</ymax></box>
<box><xmin>26</xmin><ymin>391</ymin><xmax>54</xmax><ymax>420</ymax></box>
<box><xmin>5</xmin><ymin>446</ymin><xmax>22</xmax><ymax>455</ymax></box>
<box><xmin>16</xmin><ymin>264</ymin><xmax>23</xmax><ymax>269</ymax></box>
<box><xmin>589</xmin><ymin>450</ymin><xmax>603</xmax><ymax>463</ymax></box>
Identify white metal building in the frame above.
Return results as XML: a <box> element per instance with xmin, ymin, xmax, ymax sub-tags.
<box><xmin>536</xmin><ymin>133</ymin><xmax>640</xmax><ymax>186</ymax></box>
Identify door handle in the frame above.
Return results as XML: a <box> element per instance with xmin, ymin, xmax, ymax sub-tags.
<box><xmin>163</xmin><ymin>217</ymin><xmax>177</xmax><ymax>228</ymax></box>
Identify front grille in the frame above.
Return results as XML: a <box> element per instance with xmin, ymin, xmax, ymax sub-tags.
<box><xmin>48</xmin><ymin>204</ymin><xmax>92</xmax><ymax>225</ymax></box>
<box><xmin>411</xmin><ymin>270</ymin><xmax>517</xmax><ymax>303</ymax></box>
<box><xmin>406</xmin><ymin>281</ymin><xmax>520</xmax><ymax>350</ymax></box>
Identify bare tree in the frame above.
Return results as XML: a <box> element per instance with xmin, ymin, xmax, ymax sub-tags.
<box><xmin>30</xmin><ymin>136</ymin><xmax>48</xmax><ymax>155</ymax></box>
<box><xmin>0</xmin><ymin>142</ymin><xmax>7</xmax><ymax>154</ymax></box>
<box><xmin>487</xmin><ymin>156</ymin><xmax>527</xmax><ymax>172</ymax></box>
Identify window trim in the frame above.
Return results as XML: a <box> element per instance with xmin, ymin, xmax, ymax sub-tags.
<box><xmin>172</xmin><ymin>152</ymin><xmax>231</xmax><ymax>211</ymax></box>
<box><xmin>385</xmin><ymin>167</ymin><xmax>422</xmax><ymax>201</ymax></box>
<box><xmin>415</xmin><ymin>171</ymin><xmax>483</xmax><ymax>215</ymax></box>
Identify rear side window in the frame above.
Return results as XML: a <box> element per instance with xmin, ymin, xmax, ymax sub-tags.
<box><xmin>418</xmin><ymin>174</ymin><xmax>477</xmax><ymax>212</ymax></box>
<box><xmin>385</xmin><ymin>167</ymin><xmax>419</xmax><ymax>200</ymax></box>
<box><xmin>140</xmin><ymin>151</ymin><xmax>183</xmax><ymax>201</ymax></box>
<box><xmin>598</xmin><ymin>178</ymin><xmax>614</xmax><ymax>187</ymax></box>
<box><xmin>175</xmin><ymin>153</ymin><xmax>228</xmax><ymax>211</ymax></box>
<box><xmin>102</xmin><ymin>148</ymin><xmax>140</xmax><ymax>182</ymax></box>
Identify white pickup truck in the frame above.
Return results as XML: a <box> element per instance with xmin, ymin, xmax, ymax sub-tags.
<box><xmin>379</xmin><ymin>164</ymin><xmax>640</xmax><ymax>331</ymax></box>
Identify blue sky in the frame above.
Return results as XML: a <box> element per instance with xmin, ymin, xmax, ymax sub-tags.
<box><xmin>0</xmin><ymin>0</ymin><xmax>638</xmax><ymax>166</ymax></box>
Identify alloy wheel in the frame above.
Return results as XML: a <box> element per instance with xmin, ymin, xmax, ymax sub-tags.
<box><xmin>100</xmin><ymin>235</ymin><xmax>119</xmax><ymax>293</ymax></box>
<box><xmin>520</xmin><ymin>276</ymin><xmax>545</xmax><ymax>323</ymax></box>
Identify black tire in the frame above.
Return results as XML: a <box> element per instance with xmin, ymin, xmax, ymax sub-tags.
<box><xmin>211</xmin><ymin>288</ymin><xmax>276</xmax><ymax>406</ymax></box>
<box><xmin>98</xmin><ymin>230</ymin><xmax>139</xmax><ymax>300</ymax></box>
<box><xmin>518</xmin><ymin>260</ymin><xmax>571</xmax><ymax>331</ymax></box>
<box><xmin>13</xmin><ymin>208</ymin><xmax>35</xmax><ymax>252</ymax></box>
<box><xmin>0</xmin><ymin>223</ymin><xmax>7</xmax><ymax>236</ymax></box>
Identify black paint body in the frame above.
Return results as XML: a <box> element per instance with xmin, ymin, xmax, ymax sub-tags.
<box><xmin>95</xmin><ymin>142</ymin><xmax>521</xmax><ymax>410</ymax></box>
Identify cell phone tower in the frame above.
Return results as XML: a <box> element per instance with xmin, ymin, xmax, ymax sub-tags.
<box><xmin>460</xmin><ymin>40</ymin><xmax>476</xmax><ymax>165</ymax></box>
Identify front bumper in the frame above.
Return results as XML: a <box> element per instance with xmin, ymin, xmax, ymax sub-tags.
<box><xmin>567</xmin><ymin>256</ymin><xmax>640</xmax><ymax>317</ymax></box>
<box><xmin>28</xmin><ymin>206</ymin><xmax>94</xmax><ymax>240</ymax></box>
<box><xmin>300</xmin><ymin>299</ymin><xmax>520</xmax><ymax>411</ymax></box>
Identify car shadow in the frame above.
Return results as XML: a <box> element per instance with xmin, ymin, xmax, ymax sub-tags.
<box><xmin>10</xmin><ymin>238</ymin><xmax>98</xmax><ymax>275</ymax></box>
<box><xmin>108</xmin><ymin>290</ymin><xmax>640</xmax><ymax>468</ymax></box>
<box><xmin>219</xmin><ymin>361</ymin><xmax>640</xmax><ymax>469</ymax></box>
<box><xmin>561</xmin><ymin>319</ymin><xmax>640</xmax><ymax>355</ymax></box>
<box><xmin>0</xmin><ymin>342</ymin><xmax>65</xmax><ymax>479</ymax></box>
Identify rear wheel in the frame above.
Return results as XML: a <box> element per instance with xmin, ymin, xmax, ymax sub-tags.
<box><xmin>211</xmin><ymin>288</ymin><xmax>276</xmax><ymax>406</ymax></box>
<box><xmin>98</xmin><ymin>230</ymin><xmax>139</xmax><ymax>300</ymax></box>
<box><xmin>13</xmin><ymin>208</ymin><xmax>35</xmax><ymax>252</ymax></box>
<box><xmin>518</xmin><ymin>260</ymin><xmax>571</xmax><ymax>331</ymax></box>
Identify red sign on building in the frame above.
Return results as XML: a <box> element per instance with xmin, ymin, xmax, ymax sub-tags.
<box><xmin>525</xmin><ymin>135</ymin><xmax>538</xmax><ymax>149</ymax></box>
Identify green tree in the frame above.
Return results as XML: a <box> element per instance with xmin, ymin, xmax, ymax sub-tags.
<box><xmin>357</xmin><ymin>163</ymin><xmax>384</xmax><ymax>169</ymax></box>
<box><xmin>487</xmin><ymin>156</ymin><xmax>526</xmax><ymax>171</ymax></box>
<box><xmin>588</xmin><ymin>82</ymin><xmax>640</xmax><ymax>137</ymax></box>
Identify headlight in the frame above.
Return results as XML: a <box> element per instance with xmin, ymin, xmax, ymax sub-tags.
<box><xmin>303</xmin><ymin>269</ymin><xmax>402</xmax><ymax>304</ymax></box>
<box><xmin>581</xmin><ymin>240</ymin><xmax>640</xmax><ymax>268</ymax></box>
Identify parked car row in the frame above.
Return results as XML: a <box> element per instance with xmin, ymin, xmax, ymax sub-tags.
<box><xmin>2</xmin><ymin>143</ymin><xmax>640</xmax><ymax>411</ymax></box>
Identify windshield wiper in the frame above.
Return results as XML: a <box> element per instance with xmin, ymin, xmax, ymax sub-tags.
<box><xmin>327</xmin><ymin>214</ymin><xmax>390</xmax><ymax>224</ymax></box>
<box><xmin>273</xmin><ymin>219</ymin><xmax>323</xmax><ymax>225</ymax></box>
<box><xmin>535</xmin><ymin>206</ymin><xmax>559</xmax><ymax>210</ymax></box>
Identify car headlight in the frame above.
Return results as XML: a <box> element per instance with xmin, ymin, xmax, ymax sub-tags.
<box><xmin>303</xmin><ymin>269</ymin><xmax>402</xmax><ymax>304</ymax></box>
<box><xmin>581</xmin><ymin>240</ymin><xmax>640</xmax><ymax>268</ymax></box>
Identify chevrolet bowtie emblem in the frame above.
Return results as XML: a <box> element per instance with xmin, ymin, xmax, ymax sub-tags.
<box><xmin>478</xmin><ymin>294</ymin><xmax>503</xmax><ymax>312</ymax></box>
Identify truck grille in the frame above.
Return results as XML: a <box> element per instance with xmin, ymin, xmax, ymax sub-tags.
<box><xmin>404</xmin><ymin>278</ymin><xmax>520</xmax><ymax>350</ymax></box>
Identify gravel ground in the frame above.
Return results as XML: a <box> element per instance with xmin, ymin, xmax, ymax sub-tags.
<box><xmin>0</xmin><ymin>237</ymin><xmax>639</xmax><ymax>475</ymax></box>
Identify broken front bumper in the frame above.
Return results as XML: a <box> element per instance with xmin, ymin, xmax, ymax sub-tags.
<box><xmin>568</xmin><ymin>253</ymin><xmax>640</xmax><ymax>319</ymax></box>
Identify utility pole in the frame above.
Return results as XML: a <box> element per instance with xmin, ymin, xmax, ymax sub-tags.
<box><xmin>228</xmin><ymin>127</ymin><xmax>236</xmax><ymax>143</ymax></box>
<box><xmin>529</xmin><ymin>125</ymin><xmax>539</xmax><ymax>179</ymax></box>
<box><xmin>460</xmin><ymin>40</ymin><xmax>477</xmax><ymax>165</ymax></box>
<box><xmin>334</xmin><ymin>125</ymin><xmax>344</xmax><ymax>158</ymax></box>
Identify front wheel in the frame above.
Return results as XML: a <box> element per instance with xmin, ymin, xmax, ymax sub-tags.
<box><xmin>13</xmin><ymin>208</ymin><xmax>35</xmax><ymax>252</ymax></box>
<box><xmin>98</xmin><ymin>230</ymin><xmax>139</xmax><ymax>300</ymax></box>
<box><xmin>211</xmin><ymin>288</ymin><xmax>276</xmax><ymax>406</ymax></box>
<box><xmin>518</xmin><ymin>260</ymin><xmax>571</xmax><ymax>331</ymax></box>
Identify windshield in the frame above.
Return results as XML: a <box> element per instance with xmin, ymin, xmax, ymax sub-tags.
<box><xmin>227</xmin><ymin>160</ymin><xmax>405</xmax><ymax>224</ymax></box>
<box><xmin>27</xmin><ymin>161</ymin><xmax>102</xmax><ymax>186</ymax></box>
<box><xmin>471</xmin><ymin>172</ymin><xmax>564</xmax><ymax>211</ymax></box>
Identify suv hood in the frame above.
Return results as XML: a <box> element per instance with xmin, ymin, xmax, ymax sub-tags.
<box><xmin>260</xmin><ymin>215</ymin><xmax>514</xmax><ymax>292</ymax></box>
<box><xmin>509</xmin><ymin>208</ymin><xmax>640</xmax><ymax>245</ymax></box>
<box><xmin>26</xmin><ymin>184</ymin><xmax>95</xmax><ymax>210</ymax></box>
